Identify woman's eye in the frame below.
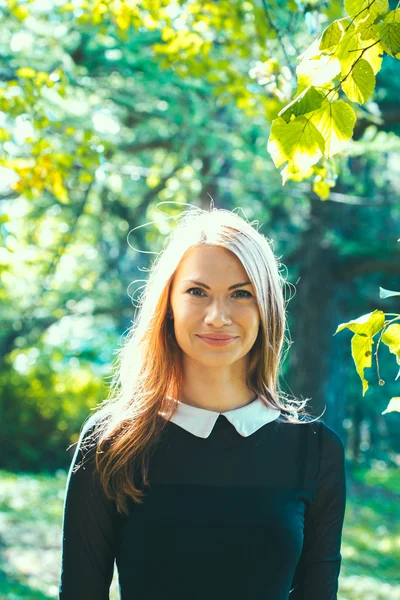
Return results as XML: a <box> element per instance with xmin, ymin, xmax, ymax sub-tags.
<box><xmin>233</xmin><ymin>289</ymin><xmax>252</xmax><ymax>298</ymax></box>
<box><xmin>187</xmin><ymin>287</ymin><xmax>206</xmax><ymax>297</ymax></box>
<box><xmin>186</xmin><ymin>288</ymin><xmax>252</xmax><ymax>298</ymax></box>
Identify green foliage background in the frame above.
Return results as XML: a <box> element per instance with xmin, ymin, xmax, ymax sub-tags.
<box><xmin>2</xmin><ymin>0</ymin><xmax>399</xmax><ymax>468</ymax></box>
<box><xmin>0</xmin><ymin>0</ymin><xmax>400</xmax><ymax>597</ymax></box>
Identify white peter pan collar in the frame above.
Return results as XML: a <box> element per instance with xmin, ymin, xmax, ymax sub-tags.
<box><xmin>159</xmin><ymin>396</ymin><xmax>281</xmax><ymax>438</ymax></box>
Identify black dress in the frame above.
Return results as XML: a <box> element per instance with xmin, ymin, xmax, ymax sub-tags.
<box><xmin>59</xmin><ymin>400</ymin><xmax>346</xmax><ymax>599</ymax></box>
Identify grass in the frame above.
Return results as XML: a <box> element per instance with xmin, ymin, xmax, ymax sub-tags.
<box><xmin>0</xmin><ymin>463</ymin><xmax>399</xmax><ymax>599</ymax></box>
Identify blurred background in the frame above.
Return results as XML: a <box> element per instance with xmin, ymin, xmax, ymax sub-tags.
<box><xmin>0</xmin><ymin>0</ymin><xmax>399</xmax><ymax>598</ymax></box>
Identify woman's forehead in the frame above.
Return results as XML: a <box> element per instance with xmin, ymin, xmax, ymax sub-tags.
<box><xmin>174</xmin><ymin>246</ymin><xmax>247</xmax><ymax>280</ymax></box>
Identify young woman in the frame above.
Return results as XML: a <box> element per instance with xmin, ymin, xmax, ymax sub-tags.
<box><xmin>59</xmin><ymin>207</ymin><xmax>346</xmax><ymax>600</ymax></box>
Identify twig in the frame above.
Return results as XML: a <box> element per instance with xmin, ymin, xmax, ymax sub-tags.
<box><xmin>322</xmin><ymin>39</ymin><xmax>381</xmax><ymax>101</ymax></box>
<box><xmin>345</xmin><ymin>0</ymin><xmax>378</xmax><ymax>31</ymax></box>
<box><xmin>261</xmin><ymin>0</ymin><xmax>296</xmax><ymax>78</ymax></box>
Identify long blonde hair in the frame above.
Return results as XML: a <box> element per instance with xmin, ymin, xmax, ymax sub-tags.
<box><xmin>78</xmin><ymin>207</ymin><xmax>318</xmax><ymax>515</ymax></box>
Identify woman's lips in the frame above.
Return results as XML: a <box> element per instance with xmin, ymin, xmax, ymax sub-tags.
<box><xmin>196</xmin><ymin>335</ymin><xmax>238</xmax><ymax>347</ymax></box>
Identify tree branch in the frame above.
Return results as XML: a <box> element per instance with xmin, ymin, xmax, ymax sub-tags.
<box><xmin>120</xmin><ymin>138</ymin><xmax>175</xmax><ymax>153</ymax></box>
<box><xmin>260</xmin><ymin>0</ymin><xmax>296</xmax><ymax>78</ymax></box>
<box><xmin>333</xmin><ymin>254</ymin><xmax>400</xmax><ymax>279</ymax></box>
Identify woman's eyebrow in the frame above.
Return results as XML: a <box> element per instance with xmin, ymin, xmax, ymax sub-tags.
<box><xmin>182</xmin><ymin>279</ymin><xmax>252</xmax><ymax>290</ymax></box>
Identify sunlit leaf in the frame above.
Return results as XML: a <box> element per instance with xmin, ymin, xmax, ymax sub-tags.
<box><xmin>361</xmin><ymin>39</ymin><xmax>385</xmax><ymax>74</ymax></box>
<box><xmin>356</xmin><ymin>13</ymin><xmax>379</xmax><ymax>41</ymax></box>
<box><xmin>378</xmin><ymin>11</ymin><xmax>400</xmax><ymax>57</ymax></box>
<box><xmin>381</xmin><ymin>324</ymin><xmax>400</xmax><ymax>364</ymax></box>
<box><xmin>382</xmin><ymin>397</ymin><xmax>400</xmax><ymax>414</ymax></box>
<box><xmin>341</xmin><ymin>58</ymin><xmax>376</xmax><ymax>103</ymax></box>
<box><xmin>334</xmin><ymin>311</ymin><xmax>388</xmax><ymax>395</ymax></box>
<box><xmin>382</xmin><ymin>7</ymin><xmax>400</xmax><ymax>23</ymax></box>
<box><xmin>310</xmin><ymin>100</ymin><xmax>357</xmax><ymax>158</ymax></box>
<box><xmin>319</xmin><ymin>21</ymin><xmax>345</xmax><ymax>51</ymax></box>
<box><xmin>281</xmin><ymin>163</ymin><xmax>314</xmax><ymax>184</ymax></box>
<box><xmin>344</xmin><ymin>0</ymin><xmax>388</xmax><ymax>20</ymax></box>
<box><xmin>335</xmin><ymin>21</ymin><xmax>384</xmax><ymax>77</ymax></box>
<box><xmin>278</xmin><ymin>86</ymin><xmax>324</xmax><ymax>123</ymax></box>
<box><xmin>334</xmin><ymin>310</ymin><xmax>385</xmax><ymax>336</ymax></box>
<box><xmin>296</xmin><ymin>53</ymin><xmax>341</xmax><ymax>91</ymax></box>
<box><xmin>313</xmin><ymin>178</ymin><xmax>332</xmax><ymax>200</ymax></box>
<box><xmin>379</xmin><ymin>287</ymin><xmax>400</xmax><ymax>299</ymax></box>
<box><xmin>335</xmin><ymin>310</ymin><xmax>386</xmax><ymax>394</ymax></box>
<box><xmin>351</xmin><ymin>330</ymin><xmax>374</xmax><ymax>395</ymax></box>
<box><xmin>268</xmin><ymin>116</ymin><xmax>325</xmax><ymax>173</ymax></box>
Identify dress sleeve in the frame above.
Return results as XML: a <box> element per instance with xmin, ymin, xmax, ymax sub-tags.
<box><xmin>289</xmin><ymin>421</ymin><xmax>347</xmax><ymax>600</ymax></box>
<box><xmin>59</xmin><ymin>417</ymin><xmax>120</xmax><ymax>600</ymax></box>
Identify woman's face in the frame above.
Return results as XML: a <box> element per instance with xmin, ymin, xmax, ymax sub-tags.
<box><xmin>169</xmin><ymin>245</ymin><xmax>261</xmax><ymax>368</ymax></box>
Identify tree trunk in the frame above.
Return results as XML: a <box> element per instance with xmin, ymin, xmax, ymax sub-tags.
<box><xmin>352</xmin><ymin>404</ymin><xmax>364</xmax><ymax>462</ymax></box>
<box><xmin>288</xmin><ymin>196</ymin><xmax>345</xmax><ymax>438</ymax></box>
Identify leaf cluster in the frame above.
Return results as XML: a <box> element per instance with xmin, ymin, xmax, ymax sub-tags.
<box><xmin>268</xmin><ymin>1</ymin><xmax>400</xmax><ymax>198</ymax></box>
<box><xmin>334</xmin><ymin>286</ymin><xmax>400</xmax><ymax>415</ymax></box>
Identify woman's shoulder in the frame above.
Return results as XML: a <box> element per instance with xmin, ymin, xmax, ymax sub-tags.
<box><xmin>80</xmin><ymin>412</ymin><xmax>104</xmax><ymax>437</ymax></box>
<box><xmin>71</xmin><ymin>413</ymin><xmax>105</xmax><ymax>466</ymax></box>
<box><xmin>276</xmin><ymin>414</ymin><xmax>345</xmax><ymax>453</ymax></box>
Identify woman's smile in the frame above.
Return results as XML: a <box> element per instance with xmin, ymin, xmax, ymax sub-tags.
<box><xmin>195</xmin><ymin>334</ymin><xmax>239</xmax><ymax>347</ymax></box>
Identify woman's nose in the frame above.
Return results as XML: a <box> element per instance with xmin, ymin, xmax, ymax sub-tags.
<box><xmin>203</xmin><ymin>301</ymin><xmax>232</xmax><ymax>326</ymax></box>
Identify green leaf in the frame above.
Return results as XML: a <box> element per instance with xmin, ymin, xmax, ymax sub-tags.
<box><xmin>361</xmin><ymin>40</ymin><xmax>384</xmax><ymax>74</ymax></box>
<box><xmin>296</xmin><ymin>53</ymin><xmax>341</xmax><ymax>91</ymax></box>
<box><xmin>334</xmin><ymin>309</ymin><xmax>385</xmax><ymax>336</ymax></box>
<box><xmin>278</xmin><ymin>86</ymin><xmax>324</xmax><ymax>123</ymax></box>
<box><xmin>334</xmin><ymin>22</ymin><xmax>359</xmax><ymax>76</ymax></box>
<box><xmin>335</xmin><ymin>20</ymin><xmax>384</xmax><ymax>76</ymax></box>
<box><xmin>309</xmin><ymin>100</ymin><xmax>357</xmax><ymax>158</ymax></box>
<box><xmin>379</xmin><ymin>7</ymin><xmax>400</xmax><ymax>23</ymax></box>
<box><xmin>267</xmin><ymin>116</ymin><xmax>325</xmax><ymax>173</ymax></box>
<box><xmin>319</xmin><ymin>21</ymin><xmax>345</xmax><ymax>51</ymax></box>
<box><xmin>297</xmin><ymin>35</ymin><xmax>322</xmax><ymax>61</ymax></box>
<box><xmin>281</xmin><ymin>163</ymin><xmax>314</xmax><ymax>184</ymax></box>
<box><xmin>344</xmin><ymin>0</ymin><xmax>388</xmax><ymax>20</ymax></box>
<box><xmin>313</xmin><ymin>178</ymin><xmax>332</xmax><ymax>200</ymax></box>
<box><xmin>351</xmin><ymin>331</ymin><xmax>374</xmax><ymax>395</ymax></box>
<box><xmin>296</xmin><ymin>36</ymin><xmax>341</xmax><ymax>91</ymax></box>
<box><xmin>334</xmin><ymin>310</ymin><xmax>385</xmax><ymax>396</ymax></box>
<box><xmin>378</xmin><ymin>16</ymin><xmax>400</xmax><ymax>57</ymax></box>
<box><xmin>356</xmin><ymin>14</ymin><xmax>379</xmax><ymax>41</ymax></box>
<box><xmin>381</xmin><ymin>323</ymin><xmax>400</xmax><ymax>365</ymax></box>
<box><xmin>341</xmin><ymin>58</ymin><xmax>376</xmax><ymax>103</ymax></box>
